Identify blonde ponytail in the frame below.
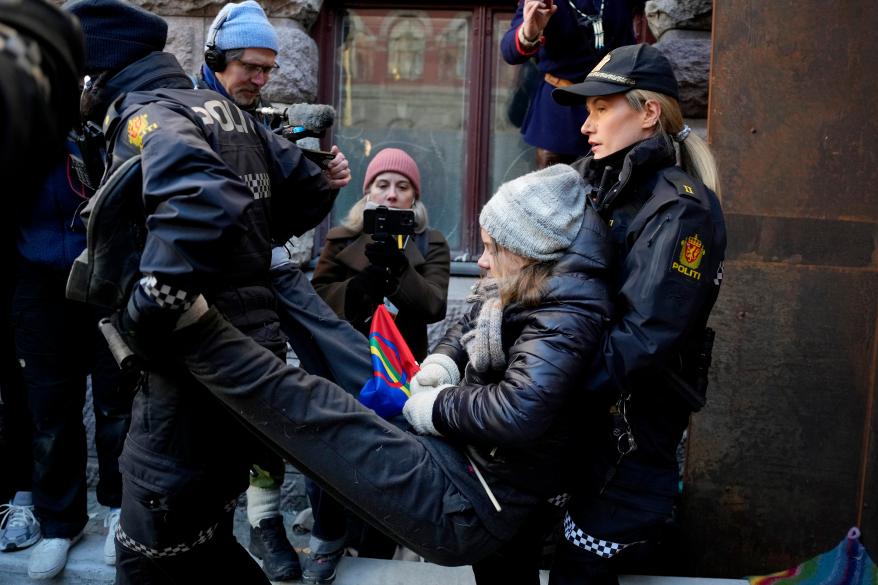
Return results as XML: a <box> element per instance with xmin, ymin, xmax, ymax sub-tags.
<box><xmin>626</xmin><ymin>90</ymin><xmax>722</xmax><ymax>200</ymax></box>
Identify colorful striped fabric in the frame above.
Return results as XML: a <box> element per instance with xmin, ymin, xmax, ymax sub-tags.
<box><xmin>749</xmin><ymin>527</ymin><xmax>877</xmax><ymax>585</ymax></box>
<box><xmin>358</xmin><ymin>305</ymin><xmax>420</xmax><ymax>418</ymax></box>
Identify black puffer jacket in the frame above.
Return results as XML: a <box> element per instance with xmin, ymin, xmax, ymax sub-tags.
<box><xmin>430</xmin><ymin>207</ymin><xmax>613</xmax><ymax>499</ymax></box>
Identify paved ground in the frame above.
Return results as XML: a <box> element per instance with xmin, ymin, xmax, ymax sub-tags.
<box><xmin>0</xmin><ymin>481</ymin><xmax>748</xmax><ymax>585</ymax></box>
<box><xmin>0</xmin><ymin>502</ymin><xmax>748</xmax><ymax>585</ymax></box>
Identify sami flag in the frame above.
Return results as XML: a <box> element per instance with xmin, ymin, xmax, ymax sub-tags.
<box><xmin>358</xmin><ymin>305</ymin><xmax>420</xmax><ymax>418</ymax></box>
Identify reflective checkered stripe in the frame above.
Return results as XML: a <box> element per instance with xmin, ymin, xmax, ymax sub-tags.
<box><xmin>547</xmin><ymin>493</ymin><xmax>570</xmax><ymax>508</ymax></box>
<box><xmin>115</xmin><ymin>499</ymin><xmax>237</xmax><ymax>559</ymax></box>
<box><xmin>243</xmin><ymin>172</ymin><xmax>271</xmax><ymax>200</ymax></box>
<box><xmin>140</xmin><ymin>275</ymin><xmax>192</xmax><ymax>311</ymax></box>
<box><xmin>562</xmin><ymin>513</ymin><xmax>646</xmax><ymax>559</ymax></box>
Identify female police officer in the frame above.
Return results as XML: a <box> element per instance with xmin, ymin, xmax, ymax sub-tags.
<box><xmin>548</xmin><ymin>43</ymin><xmax>726</xmax><ymax>583</ymax></box>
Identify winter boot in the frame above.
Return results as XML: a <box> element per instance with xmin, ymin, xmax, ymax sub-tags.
<box><xmin>249</xmin><ymin>516</ymin><xmax>302</xmax><ymax>581</ymax></box>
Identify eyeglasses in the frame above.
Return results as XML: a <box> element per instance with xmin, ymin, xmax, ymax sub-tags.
<box><xmin>236</xmin><ymin>60</ymin><xmax>280</xmax><ymax>77</ymax></box>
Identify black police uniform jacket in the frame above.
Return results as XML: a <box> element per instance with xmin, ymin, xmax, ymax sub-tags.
<box><xmin>570</xmin><ymin>134</ymin><xmax>727</xmax><ymax>523</ymax></box>
<box><xmin>429</xmin><ymin>207</ymin><xmax>614</xmax><ymax>500</ymax></box>
<box><xmin>98</xmin><ymin>53</ymin><xmax>335</xmax><ymax>514</ymax></box>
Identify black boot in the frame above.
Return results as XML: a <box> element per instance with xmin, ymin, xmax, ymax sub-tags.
<box><xmin>248</xmin><ymin>516</ymin><xmax>302</xmax><ymax>581</ymax></box>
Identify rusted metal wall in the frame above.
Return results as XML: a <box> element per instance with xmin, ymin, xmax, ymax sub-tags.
<box><xmin>681</xmin><ymin>1</ymin><xmax>878</xmax><ymax>576</ymax></box>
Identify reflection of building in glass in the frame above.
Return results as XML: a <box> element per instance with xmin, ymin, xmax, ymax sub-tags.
<box><xmin>339</xmin><ymin>10</ymin><xmax>467</xmax><ymax>132</ymax></box>
<box><xmin>437</xmin><ymin>17</ymin><xmax>468</xmax><ymax>81</ymax></box>
<box><xmin>334</xmin><ymin>9</ymin><xmax>534</xmax><ymax>254</ymax></box>
<box><xmin>387</xmin><ymin>16</ymin><xmax>426</xmax><ymax>80</ymax></box>
<box><xmin>345</xmin><ymin>15</ymin><xmax>375</xmax><ymax>82</ymax></box>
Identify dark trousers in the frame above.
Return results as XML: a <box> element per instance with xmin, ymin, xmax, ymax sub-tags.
<box><xmin>548</xmin><ymin>500</ymin><xmax>668</xmax><ymax>585</ymax></box>
<box><xmin>1</xmin><ymin>265</ymin><xmax>30</xmax><ymax>502</ymax></box>
<box><xmin>472</xmin><ymin>503</ymin><xmax>561</xmax><ymax>585</ymax></box>
<box><xmin>306</xmin><ymin>477</ymin><xmax>397</xmax><ymax>558</ymax></box>
<box><xmin>252</xmin><ymin>263</ymin><xmax>374</xmax><ymax>493</ymax></box>
<box><xmin>115</xmin><ymin>493</ymin><xmax>268</xmax><ymax>585</ymax></box>
<box><xmin>12</xmin><ymin>261</ymin><xmax>134</xmax><ymax>537</ymax></box>
<box><xmin>270</xmin><ymin>263</ymin><xmax>371</xmax><ymax>393</ymax></box>
<box><xmin>172</xmin><ymin>308</ymin><xmax>537</xmax><ymax>566</ymax></box>
<box><xmin>273</xmin><ymin>262</ymin><xmax>392</xmax><ymax>555</ymax></box>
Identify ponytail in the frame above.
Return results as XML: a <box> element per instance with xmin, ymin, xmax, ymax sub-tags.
<box><xmin>626</xmin><ymin>90</ymin><xmax>722</xmax><ymax>200</ymax></box>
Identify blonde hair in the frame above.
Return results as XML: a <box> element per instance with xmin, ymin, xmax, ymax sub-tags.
<box><xmin>626</xmin><ymin>89</ymin><xmax>722</xmax><ymax>199</ymax></box>
<box><xmin>490</xmin><ymin>239</ymin><xmax>556</xmax><ymax>307</ymax></box>
<box><xmin>341</xmin><ymin>195</ymin><xmax>430</xmax><ymax>234</ymax></box>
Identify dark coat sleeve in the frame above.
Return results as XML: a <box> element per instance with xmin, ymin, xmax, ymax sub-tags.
<box><xmin>433</xmin><ymin>303</ymin><xmax>605</xmax><ymax>446</ymax></box>
<box><xmin>257</xmin><ymin>125</ymin><xmax>337</xmax><ymax>243</ymax></box>
<box><xmin>116</xmin><ymin>103</ymin><xmax>253</xmax><ymax>293</ymax></box>
<box><xmin>310</xmin><ymin>234</ymin><xmax>357</xmax><ymax>320</ymax></box>
<box><xmin>500</xmin><ymin>3</ymin><xmax>537</xmax><ymax>65</ymax></box>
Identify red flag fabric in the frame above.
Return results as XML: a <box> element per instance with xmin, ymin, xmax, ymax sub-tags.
<box><xmin>358</xmin><ymin>305</ymin><xmax>420</xmax><ymax>418</ymax></box>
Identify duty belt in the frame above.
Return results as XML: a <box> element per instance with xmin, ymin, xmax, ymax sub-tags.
<box><xmin>544</xmin><ymin>73</ymin><xmax>574</xmax><ymax>88</ymax></box>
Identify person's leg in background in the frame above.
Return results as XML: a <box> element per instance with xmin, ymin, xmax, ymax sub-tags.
<box><xmin>89</xmin><ymin>305</ymin><xmax>135</xmax><ymax>566</ymax></box>
<box><xmin>13</xmin><ymin>262</ymin><xmax>89</xmax><ymax>579</ymax></box>
<box><xmin>247</xmin><ymin>457</ymin><xmax>302</xmax><ymax>582</ymax></box>
<box><xmin>302</xmin><ymin>479</ymin><xmax>347</xmax><ymax>585</ymax></box>
<box><xmin>0</xmin><ymin>264</ymin><xmax>40</xmax><ymax>553</ymax></box>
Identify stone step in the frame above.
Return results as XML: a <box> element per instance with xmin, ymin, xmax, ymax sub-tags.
<box><xmin>0</xmin><ymin>531</ymin><xmax>747</xmax><ymax>585</ymax></box>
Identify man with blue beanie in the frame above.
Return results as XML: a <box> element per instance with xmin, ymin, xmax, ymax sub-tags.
<box><xmin>198</xmin><ymin>1</ymin><xmax>280</xmax><ymax>112</ymax></box>
<box><xmin>62</xmin><ymin>0</ymin><xmax>352</xmax><ymax>582</ymax></box>
<box><xmin>199</xmin><ymin>4</ymin><xmax>302</xmax><ymax>582</ymax></box>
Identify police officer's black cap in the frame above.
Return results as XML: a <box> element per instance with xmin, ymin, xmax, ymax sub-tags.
<box><xmin>553</xmin><ymin>44</ymin><xmax>679</xmax><ymax>105</ymax></box>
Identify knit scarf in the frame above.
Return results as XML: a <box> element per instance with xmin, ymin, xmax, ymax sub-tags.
<box><xmin>461</xmin><ymin>278</ymin><xmax>505</xmax><ymax>373</ymax></box>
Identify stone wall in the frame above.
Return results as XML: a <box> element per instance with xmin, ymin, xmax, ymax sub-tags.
<box><xmin>645</xmin><ymin>0</ymin><xmax>712</xmax><ymax>118</ymax></box>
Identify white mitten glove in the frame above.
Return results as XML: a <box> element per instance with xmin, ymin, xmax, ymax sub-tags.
<box><xmin>403</xmin><ymin>387</ymin><xmax>450</xmax><ymax>435</ymax></box>
<box><xmin>411</xmin><ymin>353</ymin><xmax>460</xmax><ymax>396</ymax></box>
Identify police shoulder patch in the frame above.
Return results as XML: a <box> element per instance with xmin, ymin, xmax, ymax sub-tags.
<box><xmin>663</xmin><ymin>167</ymin><xmax>701</xmax><ymax>201</ymax></box>
<box><xmin>127</xmin><ymin>113</ymin><xmax>159</xmax><ymax>151</ymax></box>
<box><xmin>671</xmin><ymin>233</ymin><xmax>706</xmax><ymax>281</ymax></box>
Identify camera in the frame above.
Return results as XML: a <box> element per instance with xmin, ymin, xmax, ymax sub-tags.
<box><xmin>363</xmin><ymin>205</ymin><xmax>415</xmax><ymax>235</ymax></box>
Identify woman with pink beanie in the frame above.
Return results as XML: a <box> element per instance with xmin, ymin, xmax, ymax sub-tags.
<box><xmin>311</xmin><ymin>147</ymin><xmax>450</xmax><ymax>361</ymax></box>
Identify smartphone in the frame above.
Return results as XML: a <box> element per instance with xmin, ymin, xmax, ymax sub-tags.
<box><xmin>301</xmin><ymin>148</ymin><xmax>336</xmax><ymax>169</ymax></box>
<box><xmin>363</xmin><ymin>205</ymin><xmax>415</xmax><ymax>235</ymax></box>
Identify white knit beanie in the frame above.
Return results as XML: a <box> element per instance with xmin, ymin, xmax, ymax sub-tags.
<box><xmin>479</xmin><ymin>164</ymin><xmax>586</xmax><ymax>261</ymax></box>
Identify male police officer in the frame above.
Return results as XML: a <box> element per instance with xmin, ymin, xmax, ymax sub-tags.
<box><xmin>63</xmin><ymin>1</ymin><xmax>351</xmax><ymax>582</ymax></box>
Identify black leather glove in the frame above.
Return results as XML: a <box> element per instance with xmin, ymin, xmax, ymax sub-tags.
<box><xmin>111</xmin><ymin>284</ymin><xmax>184</xmax><ymax>365</ymax></box>
<box><xmin>344</xmin><ymin>266</ymin><xmax>399</xmax><ymax>324</ymax></box>
<box><xmin>365</xmin><ymin>233</ymin><xmax>409</xmax><ymax>276</ymax></box>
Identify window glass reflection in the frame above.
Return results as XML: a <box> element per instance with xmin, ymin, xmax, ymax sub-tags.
<box><xmin>333</xmin><ymin>9</ymin><xmax>471</xmax><ymax>252</ymax></box>
<box><xmin>489</xmin><ymin>15</ymin><xmax>537</xmax><ymax>196</ymax></box>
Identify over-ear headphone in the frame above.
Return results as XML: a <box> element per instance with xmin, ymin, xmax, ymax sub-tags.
<box><xmin>204</xmin><ymin>11</ymin><xmax>230</xmax><ymax>72</ymax></box>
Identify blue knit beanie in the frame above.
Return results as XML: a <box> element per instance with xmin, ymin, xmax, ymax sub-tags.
<box><xmin>207</xmin><ymin>1</ymin><xmax>278</xmax><ymax>54</ymax></box>
<box><xmin>63</xmin><ymin>0</ymin><xmax>167</xmax><ymax>74</ymax></box>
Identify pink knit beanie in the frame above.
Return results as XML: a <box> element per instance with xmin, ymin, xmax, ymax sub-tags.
<box><xmin>362</xmin><ymin>148</ymin><xmax>421</xmax><ymax>198</ymax></box>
